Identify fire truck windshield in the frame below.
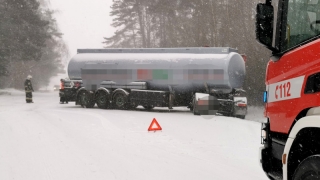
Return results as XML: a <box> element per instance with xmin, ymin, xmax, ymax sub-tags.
<box><xmin>278</xmin><ymin>0</ymin><xmax>320</xmax><ymax>52</ymax></box>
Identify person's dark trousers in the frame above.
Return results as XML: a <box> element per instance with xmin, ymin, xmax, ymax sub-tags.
<box><xmin>26</xmin><ymin>91</ymin><xmax>33</xmax><ymax>103</ymax></box>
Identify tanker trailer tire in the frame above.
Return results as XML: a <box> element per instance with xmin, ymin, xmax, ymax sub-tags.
<box><xmin>96</xmin><ymin>91</ymin><xmax>110</xmax><ymax>109</ymax></box>
<box><xmin>293</xmin><ymin>155</ymin><xmax>320</xmax><ymax>180</ymax></box>
<box><xmin>188</xmin><ymin>98</ymin><xmax>194</xmax><ymax>111</ymax></box>
<box><xmin>130</xmin><ymin>104</ymin><xmax>138</xmax><ymax>110</ymax></box>
<box><xmin>112</xmin><ymin>91</ymin><xmax>129</xmax><ymax>110</ymax></box>
<box><xmin>237</xmin><ymin>115</ymin><xmax>245</xmax><ymax>119</ymax></box>
<box><xmin>80</xmin><ymin>91</ymin><xmax>95</xmax><ymax>108</ymax></box>
<box><xmin>79</xmin><ymin>91</ymin><xmax>86</xmax><ymax>108</ymax></box>
<box><xmin>143</xmin><ymin>105</ymin><xmax>154</xmax><ymax>110</ymax></box>
<box><xmin>192</xmin><ymin>96</ymin><xmax>200</xmax><ymax>116</ymax></box>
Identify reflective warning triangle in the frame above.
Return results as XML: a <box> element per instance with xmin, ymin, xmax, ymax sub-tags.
<box><xmin>148</xmin><ymin>118</ymin><xmax>162</xmax><ymax>131</ymax></box>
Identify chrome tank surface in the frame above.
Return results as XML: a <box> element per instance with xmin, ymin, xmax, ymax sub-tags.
<box><xmin>67</xmin><ymin>47</ymin><xmax>245</xmax><ymax>91</ymax></box>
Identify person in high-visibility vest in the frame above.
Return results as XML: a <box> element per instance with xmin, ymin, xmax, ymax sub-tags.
<box><xmin>24</xmin><ymin>75</ymin><xmax>34</xmax><ymax>103</ymax></box>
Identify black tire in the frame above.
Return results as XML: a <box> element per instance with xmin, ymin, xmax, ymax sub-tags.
<box><xmin>143</xmin><ymin>105</ymin><xmax>154</xmax><ymax>110</ymax></box>
<box><xmin>127</xmin><ymin>104</ymin><xmax>138</xmax><ymax>110</ymax></box>
<box><xmin>189</xmin><ymin>106</ymin><xmax>193</xmax><ymax>111</ymax></box>
<box><xmin>192</xmin><ymin>96</ymin><xmax>200</xmax><ymax>115</ymax></box>
<box><xmin>293</xmin><ymin>155</ymin><xmax>320</xmax><ymax>180</ymax></box>
<box><xmin>80</xmin><ymin>91</ymin><xmax>95</xmax><ymax>108</ymax></box>
<box><xmin>76</xmin><ymin>92</ymin><xmax>82</xmax><ymax>106</ymax></box>
<box><xmin>79</xmin><ymin>91</ymin><xmax>86</xmax><ymax>108</ymax></box>
<box><xmin>96</xmin><ymin>91</ymin><xmax>110</xmax><ymax>109</ymax></box>
<box><xmin>189</xmin><ymin>99</ymin><xmax>194</xmax><ymax>111</ymax></box>
<box><xmin>112</xmin><ymin>91</ymin><xmax>128</xmax><ymax>109</ymax></box>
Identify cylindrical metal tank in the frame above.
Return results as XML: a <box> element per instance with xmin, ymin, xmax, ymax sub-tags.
<box><xmin>67</xmin><ymin>47</ymin><xmax>245</xmax><ymax>91</ymax></box>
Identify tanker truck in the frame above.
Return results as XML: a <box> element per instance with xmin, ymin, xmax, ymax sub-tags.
<box><xmin>68</xmin><ymin>47</ymin><xmax>247</xmax><ymax>118</ymax></box>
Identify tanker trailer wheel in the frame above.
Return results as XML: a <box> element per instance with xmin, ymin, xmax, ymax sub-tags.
<box><xmin>237</xmin><ymin>115</ymin><xmax>245</xmax><ymax>119</ymax></box>
<box><xmin>192</xmin><ymin>95</ymin><xmax>200</xmax><ymax>115</ymax></box>
<box><xmin>293</xmin><ymin>155</ymin><xmax>320</xmax><ymax>180</ymax></box>
<box><xmin>189</xmin><ymin>102</ymin><xmax>194</xmax><ymax>111</ymax></box>
<box><xmin>143</xmin><ymin>105</ymin><xmax>154</xmax><ymax>110</ymax></box>
<box><xmin>80</xmin><ymin>91</ymin><xmax>95</xmax><ymax>108</ymax></box>
<box><xmin>131</xmin><ymin>104</ymin><xmax>138</xmax><ymax>109</ymax></box>
<box><xmin>79</xmin><ymin>91</ymin><xmax>87</xmax><ymax>108</ymax></box>
<box><xmin>96</xmin><ymin>91</ymin><xmax>110</xmax><ymax>109</ymax></box>
<box><xmin>112</xmin><ymin>91</ymin><xmax>128</xmax><ymax>109</ymax></box>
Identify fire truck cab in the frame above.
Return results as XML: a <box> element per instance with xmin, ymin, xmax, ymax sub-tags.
<box><xmin>256</xmin><ymin>0</ymin><xmax>320</xmax><ymax>179</ymax></box>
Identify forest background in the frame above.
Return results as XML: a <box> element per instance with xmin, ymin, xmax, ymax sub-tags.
<box><xmin>0</xmin><ymin>0</ymin><xmax>68</xmax><ymax>91</ymax></box>
<box><xmin>103</xmin><ymin>0</ymin><xmax>270</xmax><ymax>105</ymax></box>
<box><xmin>0</xmin><ymin>0</ymin><xmax>269</xmax><ymax>105</ymax></box>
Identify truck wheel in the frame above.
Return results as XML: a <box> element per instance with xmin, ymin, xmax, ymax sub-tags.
<box><xmin>143</xmin><ymin>105</ymin><xmax>154</xmax><ymax>110</ymax></box>
<box><xmin>112</xmin><ymin>91</ymin><xmax>128</xmax><ymax>109</ymax></box>
<box><xmin>80</xmin><ymin>91</ymin><xmax>95</xmax><ymax>108</ymax></box>
<box><xmin>293</xmin><ymin>155</ymin><xmax>320</xmax><ymax>180</ymax></box>
<box><xmin>192</xmin><ymin>96</ymin><xmax>200</xmax><ymax>115</ymax></box>
<box><xmin>96</xmin><ymin>91</ymin><xmax>110</xmax><ymax>109</ymax></box>
<box><xmin>79</xmin><ymin>91</ymin><xmax>87</xmax><ymax>108</ymax></box>
<box><xmin>189</xmin><ymin>106</ymin><xmax>193</xmax><ymax>111</ymax></box>
<box><xmin>86</xmin><ymin>92</ymin><xmax>96</xmax><ymax>108</ymax></box>
<box><xmin>128</xmin><ymin>104</ymin><xmax>138</xmax><ymax>110</ymax></box>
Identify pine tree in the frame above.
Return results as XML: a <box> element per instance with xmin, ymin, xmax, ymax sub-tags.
<box><xmin>0</xmin><ymin>0</ymin><xmax>68</xmax><ymax>89</ymax></box>
<box><xmin>105</xmin><ymin>0</ymin><xmax>270</xmax><ymax>105</ymax></box>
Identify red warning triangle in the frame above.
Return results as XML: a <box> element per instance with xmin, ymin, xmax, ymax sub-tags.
<box><xmin>148</xmin><ymin>118</ymin><xmax>162</xmax><ymax>131</ymax></box>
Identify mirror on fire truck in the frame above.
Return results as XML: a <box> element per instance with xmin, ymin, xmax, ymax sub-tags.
<box><xmin>256</xmin><ymin>3</ymin><xmax>274</xmax><ymax>50</ymax></box>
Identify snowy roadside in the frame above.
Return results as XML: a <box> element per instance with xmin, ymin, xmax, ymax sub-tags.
<box><xmin>0</xmin><ymin>89</ymin><xmax>268</xmax><ymax>180</ymax></box>
<box><xmin>0</xmin><ymin>88</ymin><xmax>265</xmax><ymax>122</ymax></box>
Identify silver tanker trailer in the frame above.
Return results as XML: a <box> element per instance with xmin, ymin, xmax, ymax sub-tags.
<box><xmin>67</xmin><ymin>47</ymin><xmax>247</xmax><ymax>118</ymax></box>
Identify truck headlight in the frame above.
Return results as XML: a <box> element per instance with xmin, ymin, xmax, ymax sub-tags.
<box><xmin>261</xmin><ymin>129</ymin><xmax>267</xmax><ymax>141</ymax></box>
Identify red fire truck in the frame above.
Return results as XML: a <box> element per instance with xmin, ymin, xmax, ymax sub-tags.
<box><xmin>256</xmin><ymin>0</ymin><xmax>320</xmax><ymax>179</ymax></box>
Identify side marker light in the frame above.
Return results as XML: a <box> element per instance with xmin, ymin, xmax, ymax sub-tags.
<box><xmin>263</xmin><ymin>91</ymin><xmax>268</xmax><ymax>103</ymax></box>
<box><xmin>282</xmin><ymin>154</ymin><xmax>287</xmax><ymax>165</ymax></box>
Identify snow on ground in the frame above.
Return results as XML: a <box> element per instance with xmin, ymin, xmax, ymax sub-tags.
<box><xmin>0</xmin><ymin>89</ymin><xmax>268</xmax><ymax>180</ymax></box>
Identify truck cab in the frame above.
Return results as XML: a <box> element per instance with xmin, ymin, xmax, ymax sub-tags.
<box><xmin>59</xmin><ymin>78</ymin><xmax>82</xmax><ymax>104</ymax></box>
<box><xmin>256</xmin><ymin>0</ymin><xmax>320</xmax><ymax>179</ymax></box>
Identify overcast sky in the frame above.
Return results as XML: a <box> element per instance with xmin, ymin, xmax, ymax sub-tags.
<box><xmin>49</xmin><ymin>0</ymin><xmax>115</xmax><ymax>59</ymax></box>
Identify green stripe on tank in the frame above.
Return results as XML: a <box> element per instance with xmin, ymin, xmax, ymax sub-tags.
<box><xmin>152</xmin><ymin>69</ymin><xmax>168</xmax><ymax>80</ymax></box>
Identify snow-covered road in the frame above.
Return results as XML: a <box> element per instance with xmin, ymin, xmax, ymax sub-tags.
<box><xmin>0</xmin><ymin>89</ymin><xmax>268</xmax><ymax>180</ymax></box>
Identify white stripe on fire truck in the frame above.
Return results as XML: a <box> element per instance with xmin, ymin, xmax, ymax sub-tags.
<box><xmin>267</xmin><ymin>75</ymin><xmax>305</xmax><ymax>103</ymax></box>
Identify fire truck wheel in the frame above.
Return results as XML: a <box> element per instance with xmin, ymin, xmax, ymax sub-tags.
<box><xmin>96</xmin><ymin>91</ymin><xmax>110</xmax><ymax>109</ymax></box>
<box><xmin>112</xmin><ymin>91</ymin><xmax>128</xmax><ymax>109</ymax></box>
<box><xmin>293</xmin><ymin>155</ymin><xmax>320</xmax><ymax>180</ymax></box>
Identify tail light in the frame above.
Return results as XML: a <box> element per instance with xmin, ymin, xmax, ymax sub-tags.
<box><xmin>75</xmin><ymin>82</ymin><xmax>80</xmax><ymax>88</ymax></box>
<box><xmin>237</xmin><ymin>103</ymin><xmax>247</xmax><ymax>107</ymax></box>
<box><xmin>60</xmin><ymin>81</ymin><xmax>64</xmax><ymax>90</ymax></box>
<box><xmin>241</xmin><ymin>54</ymin><xmax>247</xmax><ymax>63</ymax></box>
